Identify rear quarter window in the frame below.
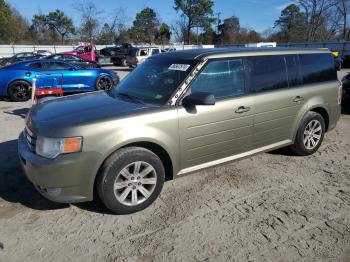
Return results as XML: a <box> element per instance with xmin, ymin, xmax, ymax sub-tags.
<box><xmin>299</xmin><ymin>53</ymin><xmax>337</xmax><ymax>84</ymax></box>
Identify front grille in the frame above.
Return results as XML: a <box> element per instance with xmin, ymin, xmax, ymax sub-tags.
<box><xmin>24</xmin><ymin>126</ymin><xmax>37</xmax><ymax>152</ymax></box>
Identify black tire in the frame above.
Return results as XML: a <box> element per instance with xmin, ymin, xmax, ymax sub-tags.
<box><xmin>121</xmin><ymin>58</ymin><xmax>127</xmax><ymax>67</ymax></box>
<box><xmin>96</xmin><ymin>147</ymin><xmax>165</xmax><ymax>214</ymax></box>
<box><xmin>95</xmin><ymin>75</ymin><xmax>114</xmax><ymax>91</ymax></box>
<box><xmin>289</xmin><ymin>111</ymin><xmax>325</xmax><ymax>156</ymax></box>
<box><xmin>8</xmin><ymin>80</ymin><xmax>31</xmax><ymax>102</ymax></box>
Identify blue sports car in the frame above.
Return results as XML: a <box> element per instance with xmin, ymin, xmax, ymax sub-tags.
<box><xmin>0</xmin><ymin>59</ymin><xmax>119</xmax><ymax>101</ymax></box>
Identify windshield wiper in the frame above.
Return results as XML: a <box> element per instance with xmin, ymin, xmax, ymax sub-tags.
<box><xmin>116</xmin><ymin>92</ymin><xmax>145</xmax><ymax>104</ymax></box>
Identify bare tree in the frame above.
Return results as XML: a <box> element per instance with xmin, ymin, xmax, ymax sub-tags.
<box><xmin>297</xmin><ymin>0</ymin><xmax>338</xmax><ymax>41</ymax></box>
<box><xmin>171</xmin><ymin>18</ymin><xmax>187</xmax><ymax>43</ymax></box>
<box><xmin>74</xmin><ymin>1</ymin><xmax>102</xmax><ymax>43</ymax></box>
<box><xmin>97</xmin><ymin>8</ymin><xmax>127</xmax><ymax>44</ymax></box>
<box><xmin>336</xmin><ymin>0</ymin><xmax>350</xmax><ymax>40</ymax></box>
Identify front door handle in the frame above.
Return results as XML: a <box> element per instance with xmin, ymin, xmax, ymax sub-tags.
<box><xmin>235</xmin><ymin>106</ymin><xmax>251</xmax><ymax>114</ymax></box>
<box><xmin>293</xmin><ymin>96</ymin><xmax>304</xmax><ymax>103</ymax></box>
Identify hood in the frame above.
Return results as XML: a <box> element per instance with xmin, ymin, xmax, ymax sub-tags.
<box><xmin>28</xmin><ymin>91</ymin><xmax>158</xmax><ymax>129</ymax></box>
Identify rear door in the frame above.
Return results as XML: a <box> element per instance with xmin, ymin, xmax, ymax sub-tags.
<box><xmin>79</xmin><ymin>46</ymin><xmax>93</xmax><ymax>61</ymax></box>
<box><xmin>246</xmin><ymin>55</ymin><xmax>304</xmax><ymax>149</ymax></box>
<box><xmin>178</xmin><ymin>58</ymin><xmax>254</xmax><ymax>171</ymax></box>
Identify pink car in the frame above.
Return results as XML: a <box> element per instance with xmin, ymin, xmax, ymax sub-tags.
<box><xmin>63</xmin><ymin>44</ymin><xmax>97</xmax><ymax>62</ymax></box>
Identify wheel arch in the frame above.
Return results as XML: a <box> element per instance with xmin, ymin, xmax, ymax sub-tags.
<box><xmin>121</xmin><ymin>142</ymin><xmax>174</xmax><ymax>182</ymax></box>
<box><xmin>95</xmin><ymin>73</ymin><xmax>113</xmax><ymax>89</ymax></box>
<box><xmin>93</xmin><ymin>140</ymin><xmax>174</xmax><ymax>199</ymax></box>
<box><xmin>292</xmin><ymin>104</ymin><xmax>330</xmax><ymax>143</ymax></box>
<box><xmin>7</xmin><ymin>79</ymin><xmax>32</xmax><ymax>95</ymax></box>
<box><xmin>309</xmin><ymin>106</ymin><xmax>329</xmax><ymax>132</ymax></box>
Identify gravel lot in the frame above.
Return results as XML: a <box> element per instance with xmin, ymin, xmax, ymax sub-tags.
<box><xmin>0</xmin><ymin>68</ymin><xmax>350</xmax><ymax>262</ymax></box>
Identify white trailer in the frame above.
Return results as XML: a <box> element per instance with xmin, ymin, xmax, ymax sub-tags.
<box><xmin>246</xmin><ymin>42</ymin><xmax>277</xmax><ymax>48</ymax></box>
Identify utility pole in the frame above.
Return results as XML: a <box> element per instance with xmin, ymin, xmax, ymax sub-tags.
<box><xmin>216</xmin><ymin>12</ymin><xmax>221</xmax><ymax>34</ymax></box>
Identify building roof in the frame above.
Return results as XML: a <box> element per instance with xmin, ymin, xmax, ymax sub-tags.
<box><xmin>156</xmin><ymin>47</ymin><xmax>331</xmax><ymax>60</ymax></box>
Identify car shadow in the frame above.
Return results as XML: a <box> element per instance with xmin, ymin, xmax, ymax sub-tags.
<box><xmin>267</xmin><ymin>147</ymin><xmax>298</xmax><ymax>156</ymax></box>
<box><xmin>341</xmin><ymin>105</ymin><xmax>350</xmax><ymax>115</ymax></box>
<box><xmin>0</xmin><ymin>139</ymin><xmax>67</xmax><ymax>211</ymax></box>
<box><xmin>4</xmin><ymin>108</ymin><xmax>29</xmax><ymax>118</ymax></box>
<box><xmin>0</xmin><ymin>139</ymin><xmax>110</xmax><ymax>214</ymax></box>
<box><xmin>74</xmin><ymin>200</ymin><xmax>114</xmax><ymax>215</ymax></box>
<box><xmin>0</xmin><ymin>97</ymin><xmax>11</xmax><ymax>102</ymax></box>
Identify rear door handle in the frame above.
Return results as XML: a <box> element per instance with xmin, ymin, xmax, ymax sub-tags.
<box><xmin>235</xmin><ymin>106</ymin><xmax>251</xmax><ymax>114</ymax></box>
<box><xmin>293</xmin><ymin>96</ymin><xmax>304</xmax><ymax>103</ymax></box>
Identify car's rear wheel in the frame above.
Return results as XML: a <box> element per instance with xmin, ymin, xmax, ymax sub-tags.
<box><xmin>95</xmin><ymin>75</ymin><xmax>113</xmax><ymax>91</ymax></box>
<box><xmin>97</xmin><ymin>147</ymin><xmax>165</xmax><ymax>214</ymax></box>
<box><xmin>289</xmin><ymin>111</ymin><xmax>325</xmax><ymax>156</ymax></box>
<box><xmin>121</xmin><ymin>58</ymin><xmax>127</xmax><ymax>67</ymax></box>
<box><xmin>8</xmin><ymin>80</ymin><xmax>31</xmax><ymax>102</ymax></box>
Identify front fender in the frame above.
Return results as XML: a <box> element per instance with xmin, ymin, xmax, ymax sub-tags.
<box><xmin>81</xmin><ymin>108</ymin><xmax>180</xmax><ymax>192</ymax></box>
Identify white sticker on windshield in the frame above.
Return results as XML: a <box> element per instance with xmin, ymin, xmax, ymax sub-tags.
<box><xmin>168</xmin><ymin>64</ymin><xmax>190</xmax><ymax>71</ymax></box>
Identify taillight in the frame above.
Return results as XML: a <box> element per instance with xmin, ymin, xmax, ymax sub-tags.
<box><xmin>338</xmin><ymin>81</ymin><xmax>343</xmax><ymax>105</ymax></box>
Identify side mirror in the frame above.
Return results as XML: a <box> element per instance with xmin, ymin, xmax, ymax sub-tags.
<box><xmin>182</xmin><ymin>92</ymin><xmax>215</xmax><ymax>106</ymax></box>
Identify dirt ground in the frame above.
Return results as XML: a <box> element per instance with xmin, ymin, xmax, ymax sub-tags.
<box><xmin>0</xmin><ymin>69</ymin><xmax>350</xmax><ymax>262</ymax></box>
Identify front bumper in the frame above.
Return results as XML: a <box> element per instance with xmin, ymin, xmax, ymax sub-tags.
<box><xmin>18</xmin><ymin>132</ymin><xmax>99</xmax><ymax>203</ymax></box>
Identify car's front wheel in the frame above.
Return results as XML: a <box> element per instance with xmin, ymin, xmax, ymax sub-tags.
<box><xmin>289</xmin><ymin>111</ymin><xmax>325</xmax><ymax>156</ymax></box>
<box><xmin>97</xmin><ymin>147</ymin><xmax>165</xmax><ymax>214</ymax></box>
<box><xmin>95</xmin><ymin>75</ymin><xmax>114</xmax><ymax>91</ymax></box>
<box><xmin>8</xmin><ymin>80</ymin><xmax>31</xmax><ymax>102</ymax></box>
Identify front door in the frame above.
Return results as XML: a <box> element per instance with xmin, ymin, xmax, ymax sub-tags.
<box><xmin>178</xmin><ymin>58</ymin><xmax>254</xmax><ymax>172</ymax></box>
<box><xmin>48</xmin><ymin>62</ymin><xmax>91</xmax><ymax>91</ymax></box>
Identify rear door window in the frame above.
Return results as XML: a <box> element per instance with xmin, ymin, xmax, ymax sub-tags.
<box><xmin>299</xmin><ymin>54</ymin><xmax>337</xmax><ymax>84</ymax></box>
<box><xmin>29</xmin><ymin>62</ymin><xmax>42</xmax><ymax>69</ymax></box>
<box><xmin>189</xmin><ymin>59</ymin><xmax>245</xmax><ymax>99</ymax></box>
<box><xmin>49</xmin><ymin>62</ymin><xmax>71</xmax><ymax>70</ymax></box>
<box><xmin>246</xmin><ymin>55</ymin><xmax>288</xmax><ymax>93</ymax></box>
<box><xmin>139</xmin><ymin>49</ymin><xmax>148</xmax><ymax>56</ymax></box>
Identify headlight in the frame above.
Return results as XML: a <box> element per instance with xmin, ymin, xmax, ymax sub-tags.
<box><xmin>36</xmin><ymin>136</ymin><xmax>83</xmax><ymax>159</ymax></box>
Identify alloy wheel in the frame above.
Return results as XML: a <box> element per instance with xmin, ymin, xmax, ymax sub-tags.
<box><xmin>97</xmin><ymin>77</ymin><xmax>113</xmax><ymax>91</ymax></box>
<box><xmin>303</xmin><ymin>119</ymin><xmax>322</xmax><ymax>150</ymax></box>
<box><xmin>11</xmin><ymin>82</ymin><xmax>30</xmax><ymax>101</ymax></box>
<box><xmin>113</xmin><ymin>161</ymin><xmax>157</xmax><ymax>206</ymax></box>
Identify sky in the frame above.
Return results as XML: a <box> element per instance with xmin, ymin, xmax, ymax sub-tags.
<box><xmin>6</xmin><ymin>0</ymin><xmax>294</xmax><ymax>33</ymax></box>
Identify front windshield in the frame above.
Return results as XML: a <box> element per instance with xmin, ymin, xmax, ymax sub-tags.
<box><xmin>115</xmin><ymin>58</ymin><xmax>197</xmax><ymax>105</ymax></box>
